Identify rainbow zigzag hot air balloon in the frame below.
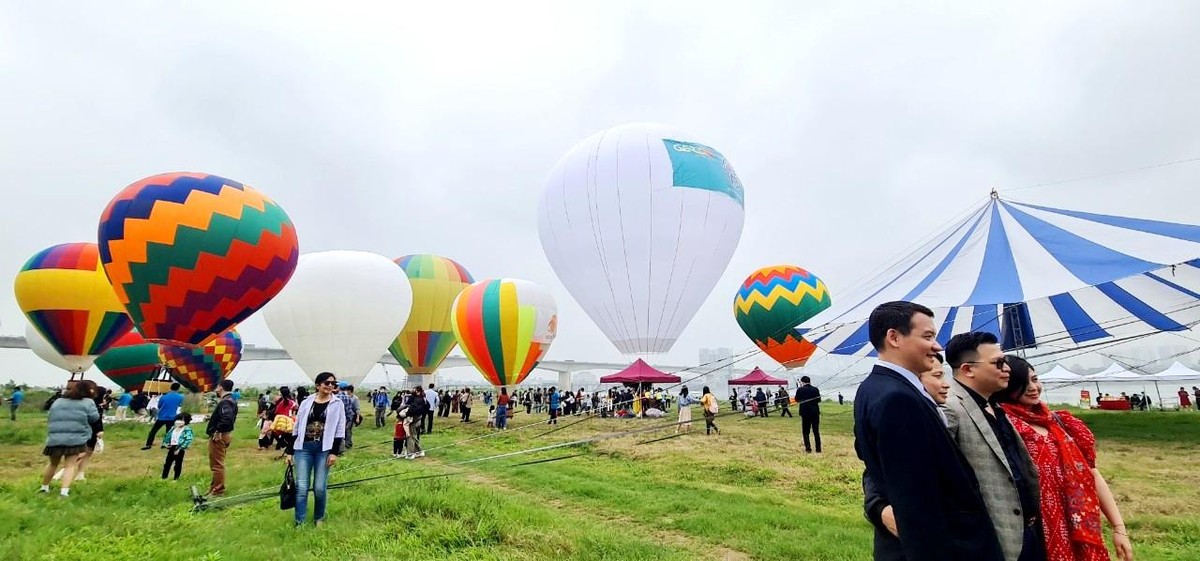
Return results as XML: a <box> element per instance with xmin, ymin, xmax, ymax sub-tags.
<box><xmin>389</xmin><ymin>254</ymin><xmax>475</xmax><ymax>376</ymax></box>
<box><xmin>159</xmin><ymin>329</ymin><xmax>242</xmax><ymax>393</ymax></box>
<box><xmin>14</xmin><ymin>242</ymin><xmax>133</xmax><ymax>372</ymax></box>
<box><xmin>98</xmin><ymin>172</ymin><xmax>299</xmax><ymax>346</ymax></box>
<box><xmin>95</xmin><ymin>330</ymin><xmax>162</xmax><ymax>392</ymax></box>
<box><xmin>734</xmin><ymin>265</ymin><xmax>831</xmax><ymax>369</ymax></box>
<box><xmin>451</xmin><ymin>279</ymin><xmax>557</xmax><ymax>387</ymax></box>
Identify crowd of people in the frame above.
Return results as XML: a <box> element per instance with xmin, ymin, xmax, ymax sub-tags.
<box><xmin>856</xmin><ymin>301</ymin><xmax>1133</xmax><ymax>561</ymax></box>
<box><xmin>18</xmin><ymin>304</ymin><xmax>1164</xmax><ymax>553</ymax></box>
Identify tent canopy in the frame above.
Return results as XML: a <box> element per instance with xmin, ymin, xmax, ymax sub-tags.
<box><xmin>802</xmin><ymin>194</ymin><xmax>1200</xmax><ymax>357</ymax></box>
<box><xmin>728</xmin><ymin>367</ymin><xmax>789</xmax><ymax>386</ymax></box>
<box><xmin>599</xmin><ymin>359</ymin><xmax>681</xmax><ymax>385</ymax></box>
<box><xmin>1151</xmin><ymin>362</ymin><xmax>1200</xmax><ymax>381</ymax></box>
<box><xmin>1038</xmin><ymin>364</ymin><xmax>1083</xmax><ymax>382</ymax></box>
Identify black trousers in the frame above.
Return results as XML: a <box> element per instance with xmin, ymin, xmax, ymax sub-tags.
<box><xmin>393</xmin><ymin>439</ymin><xmax>404</xmax><ymax>455</ymax></box>
<box><xmin>801</xmin><ymin>414</ymin><xmax>821</xmax><ymax>452</ymax></box>
<box><xmin>162</xmin><ymin>446</ymin><xmax>185</xmax><ymax>479</ymax></box>
<box><xmin>145</xmin><ymin>419</ymin><xmax>173</xmax><ymax>447</ymax></box>
<box><xmin>461</xmin><ymin>406</ymin><xmax>471</xmax><ymax>422</ymax></box>
<box><xmin>779</xmin><ymin>405</ymin><xmax>793</xmax><ymax>418</ymax></box>
<box><xmin>424</xmin><ymin>411</ymin><xmax>434</xmax><ymax>434</ymax></box>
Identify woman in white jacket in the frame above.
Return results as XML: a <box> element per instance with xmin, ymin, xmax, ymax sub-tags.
<box><xmin>285</xmin><ymin>372</ymin><xmax>346</xmax><ymax>527</ymax></box>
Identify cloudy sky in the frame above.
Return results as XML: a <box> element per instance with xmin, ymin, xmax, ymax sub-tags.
<box><xmin>3</xmin><ymin>1</ymin><xmax>1200</xmax><ymax>388</ymax></box>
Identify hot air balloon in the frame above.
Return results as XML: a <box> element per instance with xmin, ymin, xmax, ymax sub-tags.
<box><xmin>25</xmin><ymin>323</ymin><xmax>94</xmax><ymax>374</ymax></box>
<box><xmin>388</xmin><ymin>254</ymin><xmax>475</xmax><ymax>377</ymax></box>
<box><xmin>94</xmin><ymin>330</ymin><xmax>162</xmax><ymax>392</ymax></box>
<box><xmin>14</xmin><ymin>242</ymin><xmax>133</xmax><ymax>373</ymax></box>
<box><xmin>451</xmin><ymin>278</ymin><xmax>557</xmax><ymax>387</ymax></box>
<box><xmin>97</xmin><ymin>172</ymin><xmax>299</xmax><ymax>346</ymax></box>
<box><xmin>263</xmin><ymin>251</ymin><xmax>412</xmax><ymax>385</ymax></box>
<box><xmin>538</xmin><ymin>123</ymin><xmax>744</xmax><ymax>355</ymax></box>
<box><xmin>733</xmin><ymin>265</ymin><xmax>831</xmax><ymax>369</ymax></box>
<box><xmin>159</xmin><ymin>329</ymin><xmax>242</xmax><ymax>393</ymax></box>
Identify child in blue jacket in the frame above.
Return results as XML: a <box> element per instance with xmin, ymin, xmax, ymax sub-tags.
<box><xmin>161</xmin><ymin>413</ymin><xmax>195</xmax><ymax>480</ymax></box>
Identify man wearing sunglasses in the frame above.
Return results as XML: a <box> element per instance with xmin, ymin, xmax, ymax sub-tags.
<box><xmin>945</xmin><ymin>332</ymin><xmax>1044</xmax><ymax>561</ymax></box>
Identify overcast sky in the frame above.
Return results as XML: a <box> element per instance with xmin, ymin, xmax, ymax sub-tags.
<box><xmin>3</xmin><ymin>1</ymin><xmax>1200</xmax><ymax>388</ymax></box>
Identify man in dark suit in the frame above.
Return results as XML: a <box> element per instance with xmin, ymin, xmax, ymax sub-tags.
<box><xmin>854</xmin><ymin>301</ymin><xmax>1004</xmax><ymax>561</ymax></box>
<box><xmin>794</xmin><ymin>376</ymin><xmax>822</xmax><ymax>452</ymax></box>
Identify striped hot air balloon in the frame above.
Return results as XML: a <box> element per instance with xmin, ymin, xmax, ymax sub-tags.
<box><xmin>94</xmin><ymin>330</ymin><xmax>162</xmax><ymax>392</ymax></box>
<box><xmin>159</xmin><ymin>329</ymin><xmax>242</xmax><ymax>393</ymax></box>
<box><xmin>733</xmin><ymin>265</ymin><xmax>831</xmax><ymax>369</ymax></box>
<box><xmin>450</xmin><ymin>279</ymin><xmax>557</xmax><ymax>387</ymax></box>
<box><xmin>98</xmin><ymin>172</ymin><xmax>299</xmax><ymax>346</ymax></box>
<box><xmin>388</xmin><ymin>254</ymin><xmax>474</xmax><ymax>376</ymax></box>
<box><xmin>14</xmin><ymin>242</ymin><xmax>133</xmax><ymax>372</ymax></box>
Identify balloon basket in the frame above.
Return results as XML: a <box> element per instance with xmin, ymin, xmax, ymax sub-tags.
<box><xmin>143</xmin><ymin>367</ymin><xmax>174</xmax><ymax>395</ymax></box>
<box><xmin>63</xmin><ymin>372</ymin><xmax>88</xmax><ymax>392</ymax></box>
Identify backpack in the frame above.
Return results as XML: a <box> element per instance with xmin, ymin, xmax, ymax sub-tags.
<box><xmin>704</xmin><ymin>395</ymin><xmax>719</xmax><ymax>414</ymax></box>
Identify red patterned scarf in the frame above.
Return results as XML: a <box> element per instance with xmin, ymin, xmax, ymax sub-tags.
<box><xmin>1003</xmin><ymin>402</ymin><xmax>1105</xmax><ymax>547</ymax></box>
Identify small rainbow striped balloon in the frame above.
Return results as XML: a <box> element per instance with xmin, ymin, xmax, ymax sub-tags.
<box><xmin>98</xmin><ymin>172</ymin><xmax>299</xmax><ymax>346</ymax></box>
<box><xmin>733</xmin><ymin>265</ymin><xmax>831</xmax><ymax>369</ymax></box>
<box><xmin>159</xmin><ymin>329</ymin><xmax>242</xmax><ymax>393</ymax></box>
<box><xmin>388</xmin><ymin>254</ymin><xmax>474</xmax><ymax>376</ymax></box>
<box><xmin>14</xmin><ymin>242</ymin><xmax>133</xmax><ymax>364</ymax></box>
<box><xmin>94</xmin><ymin>330</ymin><xmax>162</xmax><ymax>392</ymax></box>
<box><xmin>451</xmin><ymin>279</ymin><xmax>557</xmax><ymax>387</ymax></box>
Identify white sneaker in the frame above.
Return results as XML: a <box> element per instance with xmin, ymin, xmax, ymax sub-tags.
<box><xmin>75</xmin><ymin>473</ymin><xmax>86</xmax><ymax>481</ymax></box>
<box><xmin>417</xmin><ymin>451</ymin><xmax>425</xmax><ymax>458</ymax></box>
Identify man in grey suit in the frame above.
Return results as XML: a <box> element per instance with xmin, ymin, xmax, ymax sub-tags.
<box><xmin>944</xmin><ymin>332</ymin><xmax>1045</xmax><ymax>561</ymax></box>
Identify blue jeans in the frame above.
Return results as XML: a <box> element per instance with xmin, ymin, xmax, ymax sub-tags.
<box><xmin>293</xmin><ymin>440</ymin><xmax>330</xmax><ymax>524</ymax></box>
<box><xmin>496</xmin><ymin>405</ymin><xmax>507</xmax><ymax>429</ymax></box>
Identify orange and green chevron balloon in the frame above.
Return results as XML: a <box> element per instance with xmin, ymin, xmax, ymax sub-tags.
<box><xmin>95</xmin><ymin>330</ymin><xmax>161</xmax><ymax>392</ymax></box>
<box><xmin>98</xmin><ymin>172</ymin><xmax>299</xmax><ymax>346</ymax></box>
<box><xmin>159</xmin><ymin>329</ymin><xmax>242</xmax><ymax>393</ymax></box>
<box><xmin>14</xmin><ymin>242</ymin><xmax>133</xmax><ymax>365</ymax></box>
<box><xmin>733</xmin><ymin>265</ymin><xmax>831</xmax><ymax>369</ymax></box>
<box><xmin>388</xmin><ymin>254</ymin><xmax>474</xmax><ymax>376</ymax></box>
<box><xmin>451</xmin><ymin>279</ymin><xmax>557</xmax><ymax>387</ymax></box>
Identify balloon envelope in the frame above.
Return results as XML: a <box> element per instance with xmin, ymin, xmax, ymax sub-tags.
<box><xmin>98</xmin><ymin>172</ymin><xmax>299</xmax><ymax>346</ymax></box>
<box><xmin>263</xmin><ymin>251</ymin><xmax>412</xmax><ymax>385</ymax></box>
<box><xmin>388</xmin><ymin>254</ymin><xmax>474</xmax><ymax>376</ymax></box>
<box><xmin>451</xmin><ymin>278</ymin><xmax>557</xmax><ymax>387</ymax></box>
<box><xmin>159</xmin><ymin>329</ymin><xmax>242</xmax><ymax>393</ymax></box>
<box><xmin>733</xmin><ymin>265</ymin><xmax>831</xmax><ymax>369</ymax></box>
<box><xmin>14</xmin><ymin>242</ymin><xmax>133</xmax><ymax>368</ymax></box>
<box><xmin>95</xmin><ymin>330</ymin><xmax>162</xmax><ymax>392</ymax></box>
<box><xmin>539</xmin><ymin>123</ymin><xmax>744</xmax><ymax>355</ymax></box>
<box><xmin>26</xmin><ymin>323</ymin><xmax>94</xmax><ymax>373</ymax></box>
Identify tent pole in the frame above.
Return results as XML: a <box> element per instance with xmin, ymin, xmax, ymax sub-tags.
<box><xmin>1153</xmin><ymin>380</ymin><xmax>1165</xmax><ymax>411</ymax></box>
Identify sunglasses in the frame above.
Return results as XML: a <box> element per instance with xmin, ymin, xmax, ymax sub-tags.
<box><xmin>966</xmin><ymin>358</ymin><xmax>1009</xmax><ymax>369</ymax></box>
<box><xmin>320</xmin><ymin>380</ymin><xmax>339</xmax><ymax>387</ymax></box>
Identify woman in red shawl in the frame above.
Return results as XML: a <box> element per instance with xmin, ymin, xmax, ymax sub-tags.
<box><xmin>997</xmin><ymin>356</ymin><xmax>1133</xmax><ymax>561</ymax></box>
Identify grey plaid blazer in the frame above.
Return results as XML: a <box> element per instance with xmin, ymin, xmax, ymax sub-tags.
<box><xmin>944</xmin><ymin>378</ymin><xmax>1040</xmax><ymax>561</ymax></box>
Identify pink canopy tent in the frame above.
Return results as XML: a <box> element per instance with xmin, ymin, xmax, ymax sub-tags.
<box><xmin>728</xmin><ymin>367</ymin><xmax>788</xmax><ymax>386</ymax></box>
<box><xmin>599</xmin><ymin>359</ymin><xmax>681</xmax><ymax>385</ymax></box>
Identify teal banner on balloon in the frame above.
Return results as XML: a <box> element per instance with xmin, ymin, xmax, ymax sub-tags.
<box><xmin>663</xmin><ymin>139</ymin><xmax>745</xmax><ymax>206</ymax></box>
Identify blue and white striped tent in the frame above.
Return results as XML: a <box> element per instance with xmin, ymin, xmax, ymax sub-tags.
<box><xmin>801</xmin><ymin>193</ymin><xmax>1200</xmax><ymax>358</ymax></box>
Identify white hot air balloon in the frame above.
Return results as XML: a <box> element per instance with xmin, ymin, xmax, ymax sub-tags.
<box><xmin>538</xmin><ymin>123</ymin><xmax>745</xmax><ymax>355</ymax></box>
<box><xmin>263</xmin><ymin>251</ymin><xmax>413</xmax><ymax>386</ymax></box>
<box><xmin>26</xmin><ymin>322</ymin><xmax>94</xmax><ymax>373</ymax></box>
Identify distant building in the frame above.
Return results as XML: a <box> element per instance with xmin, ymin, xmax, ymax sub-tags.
<box><xmin>699</xmin><ymin>347</ymin><xmax>735</xmax><ymax>390</ymax></box>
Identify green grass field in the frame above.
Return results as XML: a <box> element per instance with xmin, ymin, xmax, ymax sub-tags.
<box><xmin>1</xmin><ymin>397</ymin><xmax>1197</xmax><ymax>560</ymax></box>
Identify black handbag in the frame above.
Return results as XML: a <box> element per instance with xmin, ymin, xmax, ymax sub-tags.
<box><xmin>279</xmin><ymin>464</ymin><xmax>297</xmax><ymax>510</ymax></box>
